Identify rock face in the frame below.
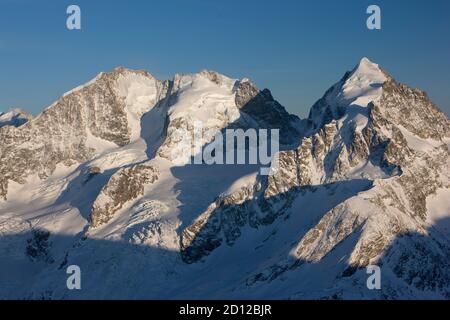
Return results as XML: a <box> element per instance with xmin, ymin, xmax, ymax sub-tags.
<box><xmin>234</xmin><ymin>79</ymin><xmax>301</xmax><ymax>145</ymax></box>
<box><xmin>0</xmin><ymin>58</ymin><xmax>449</xmax><ymax>299</ymax></box>
<box><xmin>25</xmin><ymin>229</ymin><xmax>54</xmax><ymax>264</ymax></box>
<box><xmin>0</xmin><ymin>68</ymin><xmax>167</xmax><ymax>200</ymax></box>
<box><xmin>91</xmin><ymin>164</ymin><xmax>159</xmax><ymax>228</ymax></box>
<box><xmin>180</xmin><ymin>184</ymin><xmax>258</xmax><ymax>263</ymax></box>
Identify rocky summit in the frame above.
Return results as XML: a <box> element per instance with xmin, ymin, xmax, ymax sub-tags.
<box><xmin>0</xmin><ymin>58</ymin><xmax>449</xmax><ymax>299</ymax></box>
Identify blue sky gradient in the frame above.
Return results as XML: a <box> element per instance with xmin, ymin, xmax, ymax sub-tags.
<box><xmin>1</xmin><ymin>0</ymin><xmax>449</xmax><ymax>117</ymax></box>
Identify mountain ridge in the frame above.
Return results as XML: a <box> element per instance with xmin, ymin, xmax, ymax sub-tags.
<box><xmin>0</xmin><ymin>58</ymin><xmax>449</xmax><ymax>299</ymax></box>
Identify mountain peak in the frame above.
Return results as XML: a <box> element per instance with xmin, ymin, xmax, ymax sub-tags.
<box><xmin>350</xmin><ymin>57</ymin><xmax>386</xmax><ymax>83</ymax></box>
<box><xmin>307</xmin><ymin>58</ymin><xmax>387</xmax><ymax>129</ymax></box>
<box><xmin>111</xmin><ymin>66</ymin><xmax>155</xmax><ymax>78</ymax></box>
<box><xmin>357</xmin><ymin>56</ymin><xmax>376</xmax><ymax>68</ymax></box>
<box><xmin>0</xmin><ymin>108</ymin><xmax>32</xmax><ymax>128</ymax></box>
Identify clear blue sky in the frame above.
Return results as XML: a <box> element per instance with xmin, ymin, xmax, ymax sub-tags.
<box><xmin>1</xmin><ymin>0</ymin><xmax>449</xmax><ymax>117</ymax></box>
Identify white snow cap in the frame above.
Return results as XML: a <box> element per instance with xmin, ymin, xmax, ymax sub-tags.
<box><xmin>309</xmin><ymin>57</ymin><xmax>388</xmax><ymax>130</ymax></box>
<box><xmin>352</xmin><ymin>57</ymin><xmax>385</xmax><ymax>79</ymax></box>
<box><xmin>341</xmin><ymin>57</ymin><xmax>387</xmax><ymax>102</ymax></box>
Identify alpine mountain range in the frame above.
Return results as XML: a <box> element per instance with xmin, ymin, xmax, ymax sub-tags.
<box><xmin>0</xmin><ymin>58</ymin><xmax>449</xmax><ymax>299</ymax></box>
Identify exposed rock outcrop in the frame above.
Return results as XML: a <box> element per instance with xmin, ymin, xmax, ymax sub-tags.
<box><xmin>90</xmin><ymin>164</ymin><xmax>159</xmax><ymax>228</ymax></box>
<box><xmin>0</xmin><ymin>68</ymin><xmax>167</xmax><ymax>201</ymax></box>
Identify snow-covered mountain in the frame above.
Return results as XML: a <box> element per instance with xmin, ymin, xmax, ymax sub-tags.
<box><xmin>0</xmin><ymin>58</ymin><xmax>449</xmax><ymax>299</ymax></box>
<box><xmin>0</xmin><ymin>108</ymin><xmax>32</xmax><ymax>129</ymax></box>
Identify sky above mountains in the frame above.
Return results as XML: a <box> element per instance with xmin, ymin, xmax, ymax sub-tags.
<box><xmin>1</xmin><ymin>0</ymin><xmax>449</xmax><ymax>117</ymax></box>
